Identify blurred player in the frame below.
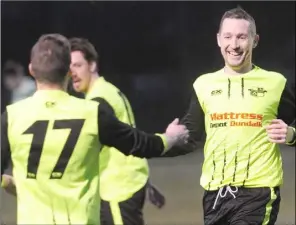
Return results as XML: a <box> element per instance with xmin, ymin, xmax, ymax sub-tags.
<box><xmin>69</xmin><ymin>37</ymin><xmax>165</xmax><ymax>225</ymax></box>
<box><xmin>1</xmin><ymin>33</ymin><xmax>188</xmax><ymax>225</ymax></box>
<box><xmin>175</xmin><ymin>7</ymin><xmax>296</xmax><ymax>225</ymax></box>
<box><xmin>2</xmin><ymin>60</ymin><xmax>36</xmax><ymax>104</ymax></box>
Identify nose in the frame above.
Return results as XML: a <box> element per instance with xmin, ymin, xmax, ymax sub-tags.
<box><xmin>69</xmin><ymin>67</ymin><xmax>75</xmax><ymax>77</ymax></box>
<box><xmin>230</xmin><ymin>37</ymin><xmax>239</xmax><ymax>49</ymax></box>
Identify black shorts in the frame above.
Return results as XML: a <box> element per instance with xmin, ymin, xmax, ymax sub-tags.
<box><xmin>100</xmin><ymin>184</ymin><xmax>146</xmax><ymax>225</ymax></box>
<box><xmin>203</xmin><ymin>186</ymin><xmax>281</xmax><ymax>225</ymax></box>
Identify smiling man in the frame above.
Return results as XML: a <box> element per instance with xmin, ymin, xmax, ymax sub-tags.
<box><xmin>174</xmin><ymin>7</ymin><xmax>296</xmax><ymax>225</ymax></box>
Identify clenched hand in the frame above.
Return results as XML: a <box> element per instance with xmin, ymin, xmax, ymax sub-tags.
<box><xmin>164</xmin><ymin>118</ymin><xmax>189</xmax><ymax>149</ymax></box>
<box><xmin>266</xmin><ymin>119</ymin><xmax>294</xmax><ymax>144</ymax></box>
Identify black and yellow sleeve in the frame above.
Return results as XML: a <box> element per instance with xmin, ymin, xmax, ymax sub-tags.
<box><xmin>97</xmin><ymin>102</ymin><xmax>166</xmax><ymax>158</ymax></box>
<box><xmin>277</xmin><ymin>82</ymin><xmax>296</xmax><ymax>146</ymax></box>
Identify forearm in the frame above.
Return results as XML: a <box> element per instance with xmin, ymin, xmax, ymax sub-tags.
<box><xmin>98</xmin><ymin>104</ymin><xmax>168</xmax><ymax>158</ymax></box>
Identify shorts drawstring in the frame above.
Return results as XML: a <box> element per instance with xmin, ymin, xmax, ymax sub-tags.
<box><xmin>213</xmin><ymin>186</ymin><xmax>238</xmax><ymax>210</ymax></box>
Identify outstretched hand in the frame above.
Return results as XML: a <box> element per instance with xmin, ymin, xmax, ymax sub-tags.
<box><xmin>165</xmin><ymin>118</ymin><xmax>189</xmax><ymax>148</ymax></box>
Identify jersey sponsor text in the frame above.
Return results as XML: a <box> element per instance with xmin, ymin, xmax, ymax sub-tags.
<box><xmin>209</xmin><ymin>112</ymin><xmax>263</xmax><ymax>128</ymax></box>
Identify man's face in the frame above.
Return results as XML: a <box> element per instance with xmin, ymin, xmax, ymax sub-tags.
<box><xmin>217</xmin><ymin>18</ymin><xmax>258</xmax><ymax>69</ymax></box>
<box><xmin>70</xmin><ymin>51</ymin><xmax>93</xmax><ymax>93</ymax></box>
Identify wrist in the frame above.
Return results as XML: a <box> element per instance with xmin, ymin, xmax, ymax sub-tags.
<box><xmin>155</xmin><ymin>133</ymin><xmax>171</xmax><ymax>153</ymax></box>
<box><xmin>286</xmin><ymin>126</ymin><xmax>296</xmax><ymax>145</ymax></box>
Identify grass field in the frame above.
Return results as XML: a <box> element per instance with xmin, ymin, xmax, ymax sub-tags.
<box><xmin>1</xmin><ymin>146</ymin><xmax>295</xmax><ymax>225</ymax></box>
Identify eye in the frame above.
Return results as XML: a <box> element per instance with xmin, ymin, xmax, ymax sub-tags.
<box><xmin>224</xmin><ymin>36</ymin><xmax>231</xmax><ymax>39</ymax></box>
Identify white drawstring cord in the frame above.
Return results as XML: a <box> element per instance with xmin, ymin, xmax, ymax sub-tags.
<box><xmin>212</xmin><ymin>186</ymin><xmax>238</xmax><ymax>210</ymax></box>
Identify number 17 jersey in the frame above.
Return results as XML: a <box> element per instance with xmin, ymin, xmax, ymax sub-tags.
<box><xmin>6</xmin><ymin>90</ymin><xmax>101</xmax><ymax>224</ymax></box>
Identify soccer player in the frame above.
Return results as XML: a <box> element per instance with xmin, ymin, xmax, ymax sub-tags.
<box><xmin>177</xmin><ymin>7</ymin><xmax>296</xmax><ymax>225</ymax></box>
<box><xmin>1</xmin><ymin>33</ymin><xmax>188</xmax><ymax>225</ymax></box>
<box><xmin>69</xmin><ymin>37</ymin><xmax>165</xmax><ymax>225</ymax></box>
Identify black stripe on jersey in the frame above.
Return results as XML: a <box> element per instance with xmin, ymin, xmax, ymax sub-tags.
<box><xmin>242</xmin><ymin>154</ymin><xmax>251</xmax><ymax>187</ymax></box>
<box><xmin>65</xmin><ymin>200</ymin><xmax>72</xmax><ymax>225</ymax></box>
<box><xmin>50</xmin><ymin>198</ymin><xmax>57</xmax><ymax>225</ymax></box>
<box><xmin>220</xmin><ymin>147</ymin><xmax>227</xmax><ymax>185</ymax></box>
<box><xmin>228</xmin><ymin>79</ymin><xmax>231</xmax><ymax>99</ymax></box>
<box><xmin>207</xmin><ymin>150</ymin><xmax>216</xmax><ymax>191</ymax></box>
<box><xmin>232</xmin><ymin>144</ymin><xmax>239</xmax><ymax>183</ymax></box>
<box><xmin>242</xmin><ymin>146</ymin><xmax>252</xmax><ymax>187</ymax></box>
<box><xmin>241</xmin><ymin>78</ymin><xmax>245</xmax><ymax>98</ymax></box>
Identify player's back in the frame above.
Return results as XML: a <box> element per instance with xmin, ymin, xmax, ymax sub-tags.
<box><xmin>6</xmin><ymin>90</ymin><xmax>101</xmax><ymax>224</ymax></box>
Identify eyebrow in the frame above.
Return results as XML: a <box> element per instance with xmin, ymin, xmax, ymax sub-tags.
<box><xmin>222</xmin><ymin>32</ymin><xmax>248</xmax><ymax>36</ymax></box>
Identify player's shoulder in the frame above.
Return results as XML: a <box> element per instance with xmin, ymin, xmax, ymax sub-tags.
<box><xmin>6</xmin><ymin>96</ymin><xmax>34</xmax><ymax>112</ymax></box>
<box><xmin>89</xmin><ymin>77</ymin><xmax>120</xmax><ymax>99</ymax></box>
<box><xmin>193</xmin><ymin>69</ymin><xmax>223</xmax><ymax>86</ymax></box>
<box><xmin>69</xmin><ymin>94</ymin><xmax>99</xmax><ymax>109</ymax></box>
<box><xmin>97</xmin><ymin>77</ymin><xmax>119</xmax><ymax>92</ymax></box>
<box><xmin>255</xmin><ymin>66</ymin><xmax>287</xmax><ymax>82</ymax></box>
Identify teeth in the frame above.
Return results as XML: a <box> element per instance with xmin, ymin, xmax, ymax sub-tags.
<box><xmin>228</xmin><ymin>52</ymin><xmax>240</xmax><ymax>56</ymax></box>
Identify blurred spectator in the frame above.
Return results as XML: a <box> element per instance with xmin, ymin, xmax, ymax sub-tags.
<box><xmin>3</xmin><ymin>60</ymin><xmax>36</xmax><ymax>104</ymax></box>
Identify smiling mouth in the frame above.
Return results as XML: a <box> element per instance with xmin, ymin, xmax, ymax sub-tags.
<box><xmin>228</xmin><ymin>52</ymin><xmax>242</xmax><ymax>57</ymax></box>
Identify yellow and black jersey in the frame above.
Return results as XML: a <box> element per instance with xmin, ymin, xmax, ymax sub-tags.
<box><xmin>1</xmin><ymin>90</ymin><xmax>167</xmax><ymax>225</ymax></box>
<box><xmin>181</xmin><ymin>66</ymin><xmax>295</xmax><ymax>190</ymax></box>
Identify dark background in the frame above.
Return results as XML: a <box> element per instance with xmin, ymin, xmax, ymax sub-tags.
<box><xmin>1</xmin><ymin>1</ymin><xmax>295</xmax><ymax>131</ymax></box>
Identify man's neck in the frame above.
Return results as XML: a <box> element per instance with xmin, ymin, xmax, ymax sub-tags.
<box><xmin>36</xmin><ymin>82</ymin><xmax>64</xmax><ymax>91</ymax></box>
<box><xmin>85</xmin><ymin>73</ymin><xmax>99</xmax><ymax>94</ymax></box>
<box><xmin>224</xmin><ymin>63</ymin><xmax>253</xmax><ymax>75</ymax></box>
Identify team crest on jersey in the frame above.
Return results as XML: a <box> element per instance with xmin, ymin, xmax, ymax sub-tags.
<box><xmin>248</xmin><ymin>87</ymin><xmax>267</xmax><ymax>97</ymax></box>
<box><xmin>211</xmin><ymin>89</ymin><xmax>223</xmax><ymax>96</ymax></box>
<box><xmin>46</xmin><ymin>101</ymin><xmax>56</xmax><ymax>107</ymax></box>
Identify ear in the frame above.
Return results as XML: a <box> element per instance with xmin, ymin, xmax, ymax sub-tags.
<box><xmin>28</xmin><ymin>63</ymin><xmax>35</xmax><ymax>78</ymax></box>
<box><xmin>253</xmin><ymin>34</ymin><xmax>259</xmax><ymax>48</ymax></box>
<box><xmin>89</xmin><ymin>61</ymin><xmax>97</xmax><ymax>73</ymax></box>
<box><xmin>217</xmin><ymin>33</ymin><xmax>221</xmax><ymax>47</ymax></box>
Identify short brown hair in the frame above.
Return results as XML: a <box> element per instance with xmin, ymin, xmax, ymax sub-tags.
<box><xmin>30</xmin><ymin>33</ymin><xmax>71</xmax><ymax>84</ymax></box>
<box><xmin>219</xmin><ymin>7</ymin><xmax>256</xmax><ymax>36</ymax></box>
<box><xmin>69</xmin><ymin>37</ymin><xmax>99</xmax><ymax>70</ymax></box>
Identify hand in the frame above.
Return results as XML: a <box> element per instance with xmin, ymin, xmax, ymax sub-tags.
<box><xmin>165</xmin><ymin>118</ymin><xmax>189</xmax><ymax>147</ymax></box>
<box><xmin>1</xmin><ymin>174</ymin><xmax>16</xmax><ymax>196</ymax></box>
<box><xmin>146</xmin><ymin>182</ymin><xmax>166</xmax><ymax>209</ymax></box>
<box><xmin>266</xmin><ymin>119</ymin><xmax>290</xmax><ymax>144</ymax></box>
